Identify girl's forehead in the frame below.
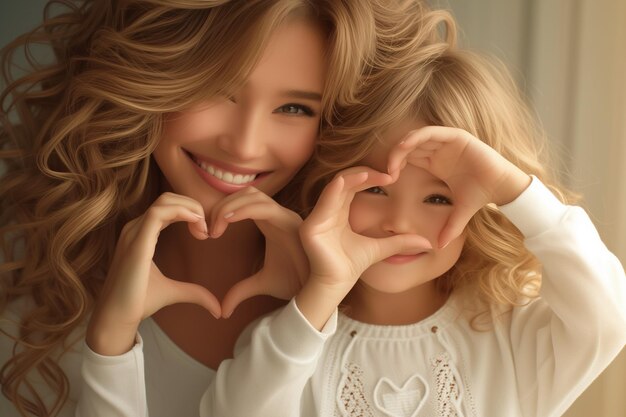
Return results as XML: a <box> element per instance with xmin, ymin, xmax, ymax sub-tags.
<box><xmin>384</xmin><ymin>117</ymin><xmax>427</xmax><ymax>146</ymax></box>
<box><xmin>361</xmin><ymin>144</ymin><xmax>388</xmax><ymax>170</ymax></box>
<box><xmin>362</xmin><ymin>117</ymin><xmax>428</xmax><ymax>169</ymax></box>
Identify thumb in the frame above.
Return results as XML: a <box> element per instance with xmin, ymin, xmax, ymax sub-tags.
<box><xmin>372</xmin><ymin>234</ymin><xmax>433</xmax><ymax>264</ymax></box>
<box><xmin>438</xmin><ymin>208</ymin><xmax>474</xmax><ymax>249</ymax></box>
<box><xmin>165</xmin><ymin>281</ymin><xmax>222</xmax><ymax>319</ymax></box>
<box><xmin>221</xmin><ymin>274</ymin><xmax>264</xmax><ymax>319</ymax></box>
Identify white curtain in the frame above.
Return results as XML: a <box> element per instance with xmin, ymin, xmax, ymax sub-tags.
<box><xmin>435</xmin><ymin>0</ymin><xmax>626</xmax><ymax>415</ymax></box>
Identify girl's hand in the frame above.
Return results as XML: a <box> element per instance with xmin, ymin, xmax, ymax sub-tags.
<box><xmin>209</xmin><ymin>187</ymin><xmax>308</xmax><ymax>319</ymax></box>
<box><xmin>86</xmin><ymin>192</ymin><xmax>221</xmax><ymax>356</ymax></box>
<box><xmin>296</xmin><ymin>168</ymin><xmax>432</xmax><ymax>328</ymax></box>
<box><xmin>387</xmin><ymin>126</ymin><xmax>532</xmax><ymax>248</ymax></box>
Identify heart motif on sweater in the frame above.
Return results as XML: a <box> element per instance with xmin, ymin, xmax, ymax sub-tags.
<box><xmin>373</xmin><ymin>374</ymin><xmax>429</xmax><ymax>417</ymax></box>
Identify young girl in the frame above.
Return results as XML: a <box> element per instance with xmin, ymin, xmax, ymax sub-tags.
<box><xmin>200</xmin><ymin>19</ymin><xmax>626</xmax><ymax>417</ymax></box>
<box><xmin>0</xmin><ymin>0</ymin><xmax>427</xmax><ymax>415</ymax></box>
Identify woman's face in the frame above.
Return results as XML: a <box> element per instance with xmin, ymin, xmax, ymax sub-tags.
<box><xmin>153</xmin><ymin>19</ymin><xmax>326</xmax><ymax>212</ymax></box>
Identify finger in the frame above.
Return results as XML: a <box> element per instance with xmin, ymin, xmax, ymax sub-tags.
<box><xmin>221</xmin><ymin>275</ymin><xmax>264</xmax><ymax>319</ymax></box>
<box><xmin>387</xmin><ymin>130</ymin><xmax>429</xmax><ymax>173</ymax></box>
<box><xmin>218</xmin><ymin>202</ymin><xmax>301</xmax><ymax>237</ymax></box>
<box><xmin>140</xmin><ymin>205</ymin><xmax>208</xmax><ymax>245</ymax></box>
<box><xmin>438</xmin><ymin>207</ymin><xmax>475</xmax><ymax>249</ymax></box>
<box><xmin>306</xmin><ymin>173</ymin><xmax>366</xmax><ymax>225</ymax></box>
<box><xmin>371</xmin><ymin>234</ymin><xmax>433</xmax><ymax>264</ymax></box>
<box><xmin>164</xmin><ymin>280</ymin><xmax>222</xmax><ymax>319</ymax></box>
<box><xmin>388</xmin><ymin>143</ymin><xmax>437</xmax><ymax>175</ymax></box>
<box><xmin>387</xmin><ymin>126</ymin><xmax>461</xmax><ymax>173</ymax></box>
<box><xmin>151</xmin><ymin>193</ymin><xmax>208</xmax><ymax>238</ymax></box>
<box><xmin>154</xmin><ymin>192</ymin><xmax>206</xmax><ymax>217</ymax></box>
<box><xmin>208</xmin><ymin>187</ymin><xmax>259</xmax><ymax>235</ymax></box>
<box><xmin>333</xmin><ymin>168</ymin><xmax>394</xmax><ymax>202</ymax></box>
<box><xmin>338</xmin><ymin>170</ymin><xmax>395</xmax><ymax>209</ymax></box>
<box><xmin>209</xmin><ymin>189</ymin><xmax>286</xmax><ymax>237</ymax></box>
<box><xmin>308</xmin><ymin>169</ymin><xmax>395</xmax><ymax>228</ymax></box>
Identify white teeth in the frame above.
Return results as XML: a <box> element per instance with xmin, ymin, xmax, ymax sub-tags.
<box><xmin>196</xmin><ymin>160</ymin><xmax>257</xmax><ymax>185</ymax></box>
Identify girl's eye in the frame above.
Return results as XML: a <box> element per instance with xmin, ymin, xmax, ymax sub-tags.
<box><xmin>424</xmin><ymin>194</ymin><xmax>452</xmax><ymax>205</ymax></box>
<box><xmin>364</xmin><ymin>186</ymin><xmax>386</xmax><ymax>195</ymax></box>
<box><xmin>275</xmin><ymin>104</ymin><xmax>315</xmax><ymax>116</ymax></box>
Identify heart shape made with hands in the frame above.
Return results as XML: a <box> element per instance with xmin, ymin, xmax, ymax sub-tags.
<box><xmin>373</xmin><ymin>374</ymin><xmax>429</xmax><ymax>417</ymax></box>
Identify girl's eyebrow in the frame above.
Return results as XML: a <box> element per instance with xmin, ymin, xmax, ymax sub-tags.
<box><xmin>431</xmin><ymin>178</ymin><xmax>449</xmax><ymax>188</ymax></box>
<box><xmin>282</xmin><ymin>90</ymin><xmax>322</xmax><ymax>101</ymax></box>
<box><xmin>425</xmin><ymin>177</ymin><xmax>449</xmax><ymax>189</ymax></box>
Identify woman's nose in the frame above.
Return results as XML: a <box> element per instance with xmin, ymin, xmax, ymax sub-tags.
<box><xmin>218</xmin><ymin>107</ymin><xmax>267</xmax><ymax>160</ymax></box>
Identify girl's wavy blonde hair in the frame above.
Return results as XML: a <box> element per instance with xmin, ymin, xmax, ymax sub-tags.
<box><xmin>0</xmin><ymin>0</ymin><xmax>382</xmax><ymax>415</ymax></box>
<box><xmin>299</xmin><ymin>7</ymin><xmax>578</xmax><ymax>326</ymax></box>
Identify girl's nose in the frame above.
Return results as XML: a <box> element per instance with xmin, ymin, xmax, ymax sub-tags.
<box><xmin>381</xmin><ymin>203</ymin><xmax>420</xmax><ymax>235</ymax></box>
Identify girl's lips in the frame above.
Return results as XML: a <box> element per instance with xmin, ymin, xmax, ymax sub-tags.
<box><xmin>383</xmin><ymin>253</ymin><xmax>425</xmax><ymax>264</ymax></box>
<box><xmin>185</xmin><ymin>151</ymin><xmax>268</xmax><ymax>194</ymax></box>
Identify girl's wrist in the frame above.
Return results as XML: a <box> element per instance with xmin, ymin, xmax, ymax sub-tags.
<box><xmin>295</xmin><ymin>278</ymin><xmax>352</xmax><ymax>330</ymax></box>
<box><xmin>494</xmin><ymin>166</ymin><xmax>533</xmax><ymax>206</ymax></box>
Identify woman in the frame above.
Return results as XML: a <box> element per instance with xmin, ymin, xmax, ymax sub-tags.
<box><xmin>0</xmin><ymin>0</ymin><xmax>399</xmax><ymax>415</ymax></box>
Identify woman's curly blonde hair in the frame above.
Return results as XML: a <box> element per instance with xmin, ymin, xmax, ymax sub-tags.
<box><xmin>0</xmin><ymin>0</ymin><xmax>382</xmax><ymax>414</ymax></box>
<box><xmin>299</xmin><ymin>6</ymin><xmax>578</xmax><ymax>327</ymax></box>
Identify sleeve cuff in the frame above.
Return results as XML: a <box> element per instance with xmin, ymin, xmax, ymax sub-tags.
<box><xmin>80</xmin><ymin>332</ymin><xmax>147</xmax><ymax>416</ymax></box>
<box><xmin>498</xmin><ymin>176</ymin><xmax>569</xmax><ymax>238</ymax></box>
<box><xmin>83</xmin><ymin>333</ymin><xmax>144</xmax><ymax>365</ymax></box>
<box><xmin>268</xmin><ymin>298</ymin><xmax>337</xmax><ymax>359</ymax></box>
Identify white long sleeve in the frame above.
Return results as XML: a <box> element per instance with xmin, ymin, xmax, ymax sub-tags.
<box><xmin>200</xmin><ymin>299</ymin><xmax>337</xmax><ymax>417</ymax></box>
<box><xmin>74</xmin><ymin>317</ymin><xmax>216</xmax><ymax>417</ymax></box>
<box><xmin>77</xmin><ymin>337</ymin><xmax>147</xmax><ymax>417</ymax></box>
<box><xmin>499</xmin><ymin>177</ymin><xmax>626</xmax><ymax>417</ymax></box>
<box><xmin>1</xmin><ymin>311</ymin><xmax>215</xmax><ymax>417</ymax></box>
<box><xmin>3</xmin><ymin>179</ymin><xmax>623</xmax><ymax>417</ymax></box>
<box><xmin>198</xmin><ymin>177</ymin><xmax>626</xmax><ymax>417</ymax></box>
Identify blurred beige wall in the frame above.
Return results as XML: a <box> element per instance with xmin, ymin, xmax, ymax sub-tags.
<box><xmin>434</xmin><ymin>0</ymin><xmax>626</xmax><ymax>415</ymax></box>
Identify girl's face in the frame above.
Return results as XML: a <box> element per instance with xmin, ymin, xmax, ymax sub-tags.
<box><xmin>153</xmin><ymin>19</ymin><xmax>326</xmax><ymax>212</ymax></box>
<box><xmin>349</xmin><ymin>119</ymin><xmax>466</xmax><ymax>295</ymax></box>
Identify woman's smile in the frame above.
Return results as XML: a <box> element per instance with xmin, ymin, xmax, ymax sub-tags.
<box><xmin>186</xmin><ymin>150</ymin><xmax>268</xmax><ymax>194</ymax></box>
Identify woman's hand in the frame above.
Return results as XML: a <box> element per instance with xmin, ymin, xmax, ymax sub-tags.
<box><xmin>387</xmin><ymin>126</ymin><xmax>532</xmax><ymax>248</ymax></box>
<box><xmin>296</xmin><ymin>168</ymin><xmax>432</xmax><ymax>329</ymax></box>
<box><xmin>208</xmin><ymin>187</ymin><xmax>309</xmax><ymax>318</ymax></box>
<box><xmin>86</xmin><ymin>192</ymin><xmax>221</xmax><ymax>356</ymax></box>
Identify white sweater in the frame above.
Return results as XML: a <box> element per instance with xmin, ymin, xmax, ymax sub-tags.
<box><xmin>1</xmin><ymin>179</ymin><xmax>624</xmax><ymax>417</ymax></box>
<box><xmin>0</xmin><ymin>307</ymin><xmax>215</xmax><ymax>417</ymax></box>
<box><xmin>201</xmin><ymin>178</ymin><xmax>626</xmax><ymax>417</ymax></box>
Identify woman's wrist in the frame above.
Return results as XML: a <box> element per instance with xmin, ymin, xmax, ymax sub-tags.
<box><xmin>86</xmin><ymin>313</ymin><xmax>140</xmax><ymax>356</ymax></box>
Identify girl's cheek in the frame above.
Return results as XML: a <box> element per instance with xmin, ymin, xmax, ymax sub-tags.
<box><xmin>420</xmin><ymin>208</ymin><xmax>453</xmax><ymax>239</ymax></box>
<box><xmin>348</xmin><ymin>200</ymin><xmax>377</xmax><ymax>234</ymax></box>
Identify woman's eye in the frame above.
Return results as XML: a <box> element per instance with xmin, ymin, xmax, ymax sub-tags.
<box><xmin>424</xmin><ymin>194</ymin><xmax>452</xmax><ymax>205</ymax></box>
<box><xmin>364</xmin><ymin>186</ymin><xmax>386</xmax><ymax>195</ymax></box>
<box><xmin>276</xmin><ymin>104</ymin><xmax>314</xmax><ymax>116</ymax></box>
